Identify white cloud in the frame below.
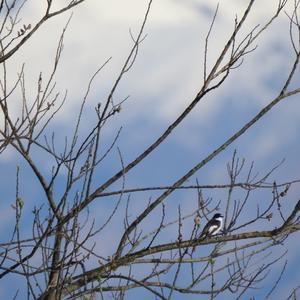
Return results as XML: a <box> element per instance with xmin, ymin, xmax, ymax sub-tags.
<box><xmin>1</xmin><ymin>3</ymin><xmax>300</xmax><ymax>297</ymax></box>
<box><xmin>5</xmin><ymin>0</ymin><xmax>295</xmax><ymax>124</ymax></box>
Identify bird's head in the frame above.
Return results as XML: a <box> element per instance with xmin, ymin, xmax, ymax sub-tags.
<box><xmin>213</xmin><ymin>213</ymin><xmax>223</xmax><ymax>219</ymax></box>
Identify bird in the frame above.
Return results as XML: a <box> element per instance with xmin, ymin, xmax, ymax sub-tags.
<box><xmin>199</xmin><ymin>213</ymin><xmax>224</xmax><ymax>238</ymax></box>
<box><xmin>191</xmin><ymin>213</ymin><xmax>224</xmax><ymax>254</ymax></box>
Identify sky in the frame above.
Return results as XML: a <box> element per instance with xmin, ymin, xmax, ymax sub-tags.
<box><xmin>1</xmin><ymin>0</ymin><xmax>300</xmax><ymax>299</ymax></box>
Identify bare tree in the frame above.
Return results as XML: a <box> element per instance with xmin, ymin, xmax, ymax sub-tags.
<box><xmin>1</xmin><ymin>0</ymin><xmax>300</xmax><ymax>299</ymax></box>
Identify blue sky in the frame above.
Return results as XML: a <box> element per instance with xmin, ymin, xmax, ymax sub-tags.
<box><xmin>1</xmin><ymin>0</ymin><xmax>300</xmax><ymax>299</ymax></box>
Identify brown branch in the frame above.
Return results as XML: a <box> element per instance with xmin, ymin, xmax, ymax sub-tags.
<box><xmin>0</xmin><ymin>1</ymin><xmax>85</xmax><ymax>63</ymax></box>
<box><xmin>114</xmin><ymin>86</ymin><xmax>300</xmax><ymax>258</ymax></box>
<box><xmin>85</xmin><ymin>179</ymin><xmax>300</xmax><ymax>198</ymax></box>
<box><xmin>45</xmin><ymin>199</ymin><xmax>300</xmax><ymax>298</ymax></box>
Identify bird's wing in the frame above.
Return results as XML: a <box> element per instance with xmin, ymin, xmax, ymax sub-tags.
<box><xmin>199</xmin><ymin>221</ymin><xmax>212</xmax><ymax>238</ymax></box>
<box><xmin>200</xmin><ymin>219</ymin><xmax>220</xmax><ymax>237</ymax></box>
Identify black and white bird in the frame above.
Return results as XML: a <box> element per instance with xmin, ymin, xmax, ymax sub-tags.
<box><xmin>200</xmin><ymin>213</ymin><xmax>223</xmax><ymax>238</ymax></box>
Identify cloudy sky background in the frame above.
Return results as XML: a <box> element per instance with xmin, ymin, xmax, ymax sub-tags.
<box><xmin>1</xmin><ymin>0</ymin><xmax>300</xmax><ymax>298</ymax></box>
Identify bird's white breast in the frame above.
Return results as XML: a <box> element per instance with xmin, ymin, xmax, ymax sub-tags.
<box><xmin>212</xmin><ymin>217</ymin><xmax>223</xmax><ymax>235</ymax></box>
